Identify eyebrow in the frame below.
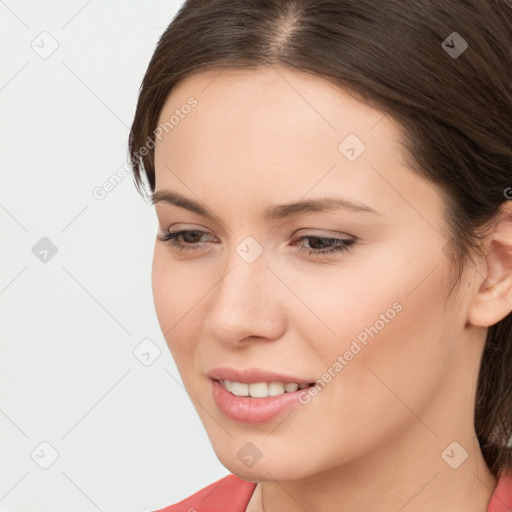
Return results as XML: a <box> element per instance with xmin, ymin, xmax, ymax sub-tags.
<box><xmin>150</xmin><ymin>190</ymin><xmax>382</xmax><ymax>220</ymax></box>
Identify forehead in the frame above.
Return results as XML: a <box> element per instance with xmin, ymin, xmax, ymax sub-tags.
<box><xmin>156</xmin><ymin>66</ymin><xmax>399</xmax><ymax>146</ymax></box>
<box><xmin>152</xmin><ymin>66</ymin><xmax>442</xmax><ymax>228</ymax></box>
<box><xmin>155</xmin><ymin>66</ymin><xmax>403</xmax><ymax>165</ymax></box>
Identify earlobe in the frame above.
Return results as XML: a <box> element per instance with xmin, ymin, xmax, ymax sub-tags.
<box><xmin>467</xmin><ymin>201</ymin><xmax>512</xmax><ymax>328</ymax></box>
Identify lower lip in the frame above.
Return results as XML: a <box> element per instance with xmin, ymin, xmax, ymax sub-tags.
<box><xmin>211</xmin><ymin>379</ymin><xmax>311</xmax><ymax>424</ymax></box>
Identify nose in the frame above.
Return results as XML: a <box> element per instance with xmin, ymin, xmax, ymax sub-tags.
<box><xmin>206</xmin><ymin>252</ymin><xmax>288</xmax><ymax>348</ymax></box>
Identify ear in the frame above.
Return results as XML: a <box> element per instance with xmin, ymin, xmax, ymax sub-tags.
<box><xmin>467</xmin><ymin>201</ymin><xmax>512</xmax><ymax>328</ymax></box>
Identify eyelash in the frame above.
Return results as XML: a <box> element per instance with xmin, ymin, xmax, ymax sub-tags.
<box><xmin>156</xmin><ymin>229</ymin><xmax>356</xmax><ymax>257</ymax></box>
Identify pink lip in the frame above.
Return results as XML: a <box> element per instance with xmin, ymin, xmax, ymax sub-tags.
<box><xmin>211</xmin><ymin>379</ymin><xmax>312</xmax><ymax>424</ymax></box>
<box><xmin>207</xmin><ymin>366</ymin><xmax>314</xmax><ymax>384</ymax></box>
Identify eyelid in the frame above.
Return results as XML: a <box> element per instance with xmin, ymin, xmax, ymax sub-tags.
<box><xmin>159</xmin><ymin>222</ymin><xmax>215</xmax><ymax>234</ymax></box>
<box><xmin>294</xmin><ymin>227</ymin><xmax>355</xmax><ymax>237</ymax></box>
<box><xmin>160</xmin><ymin>225</ymin><xmax>355</xmax><ymax>242</ymax></box>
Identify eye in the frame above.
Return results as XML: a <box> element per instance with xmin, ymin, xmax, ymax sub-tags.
<box><xmin>156</xmin><ymin>229</ymin><xmax>217</xmax><ymax>252</ymax></box>
<box><xmin>290</xmin><ymin>235</ymin><xmax>356</xmax><ymax>257</ymax></box>
<box><xmin>157</xmin><ymin>229</ymin><xmax>356</xmax><ymax>258</ymax></box>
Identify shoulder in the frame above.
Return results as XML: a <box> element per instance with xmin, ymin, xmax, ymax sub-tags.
<box><xmin>152</xmin><ymin>473</ymin><xmax>257</xmax><ymax>512</ymax></box>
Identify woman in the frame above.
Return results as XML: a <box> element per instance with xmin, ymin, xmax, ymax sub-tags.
<box><xmin>128</xmin><ymin>1</ymin><xmax>512</xmax><ymax>510</ymax></box>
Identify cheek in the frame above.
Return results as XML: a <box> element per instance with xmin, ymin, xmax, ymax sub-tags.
<box><xmin>288</xmin><ymin>245</ymin><xmax>451</xmax><ymax>383</ymax></box>
<box><xmin>151</xmin><ymin>245</ymin><xmax>203</xmax><ymax>357</ymax></box>
<box><xmin>309</xmin><ymin>259</ymin><xmax>452</xmax><ymax>433</ymax></box>
<box><xmin>151</xmin><ymin>245</ymin><xmax>173</xmax><ymax>332</ymax></box>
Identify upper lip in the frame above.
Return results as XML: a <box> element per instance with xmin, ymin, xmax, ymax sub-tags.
<box><xmin>208</xmin><ymin>367</ymin><xmax>314</xmax><ymax>384</ymax></box>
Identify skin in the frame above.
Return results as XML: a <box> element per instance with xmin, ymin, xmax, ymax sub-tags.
<box><xmin>151</xmin><ymin>65</ymin><xmax>512</xmax><ymax>512</ymax></box>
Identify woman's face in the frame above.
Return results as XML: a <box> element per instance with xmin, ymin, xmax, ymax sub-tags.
<box><xmin>151</xmin><ymin>66</ymin><xmax>479</xmax><ymax>481</ymax></box>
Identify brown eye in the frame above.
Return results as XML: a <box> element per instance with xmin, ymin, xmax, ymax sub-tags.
<box><xmin>156</xmin><ymin>229</ymin><xmax>216</xmax><ymax>251</ymax></box>
<box><xmin>291</xmin><ymin>236</ymin><xmax>356</xmax><ymax>257</ymax></box>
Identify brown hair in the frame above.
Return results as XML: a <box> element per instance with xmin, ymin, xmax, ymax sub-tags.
<box><xmin>128</xmin><ymin>0</ymin><xmax>512</xmax><ymax>476</ymax></box>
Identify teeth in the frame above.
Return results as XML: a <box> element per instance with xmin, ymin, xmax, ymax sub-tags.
<box><xmin>231</xmin><ymin>382</ymin><xmax>249</xmax><ymax>396</ymax></box>
<box><xmin>220</xmin><ymin>380</ymin><xmax>310</xmax><ymax>397</ymax></box>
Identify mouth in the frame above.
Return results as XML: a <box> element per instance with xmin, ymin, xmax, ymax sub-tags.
<box><xmin>211</xmin><ymin>379</ymin><xmax>316</xmax><ymax>424</ymax></box>
<box><xmin>214</xmin><ymin>378</ymin><xmax>316</xmax><ymax>398</ymax></box>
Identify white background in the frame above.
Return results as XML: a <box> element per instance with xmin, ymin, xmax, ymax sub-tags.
<box><xmin>0</xmin><ymin>1</ymin><xmax>229</xmax><ymax>510</ymax></box>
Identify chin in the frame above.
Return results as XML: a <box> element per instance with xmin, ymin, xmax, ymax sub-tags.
<box><xmin>214</xmin><ymin>447</ymin><xmax>319</xmax><ymax>483</ymax></box>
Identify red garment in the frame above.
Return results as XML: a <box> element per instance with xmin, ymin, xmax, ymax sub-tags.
<box><xmin>488</xmin><ymin>470</ymin><xmax>512</xmax><ymax>512</ymax></box>
<box><xmin>154</xmin><ymin>470</ymin><xmax>512</xmax><ymax>512</ymax></box>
